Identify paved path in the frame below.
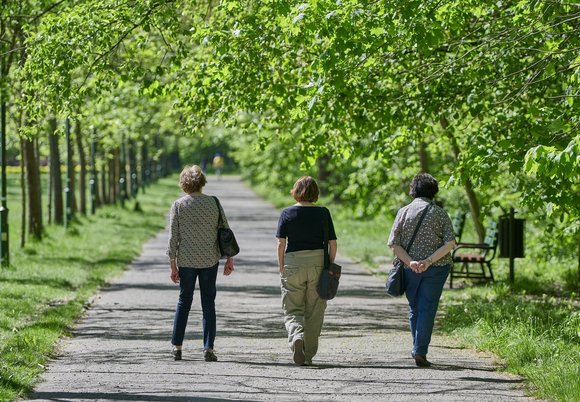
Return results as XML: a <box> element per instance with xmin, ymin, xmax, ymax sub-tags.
<box><xmin>28</xmin><ymin>177</ymin><xmax>534</xmax><ymax>401</ymax></box>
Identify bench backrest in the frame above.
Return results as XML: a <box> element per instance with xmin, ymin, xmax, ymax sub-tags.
<box><xmin>484</xmin><ymin>221</ymin><xmax>499</xmax><ymax>246</ymax></box>
<box><xmin>451</xmin><ymin>211</ymin><xmax>467</xmax><ymax>242</ymax></box>
<box><xmin>481</xmin><ymin>221</ymin><xmax>499</xmax><ymax>260</ymax></box>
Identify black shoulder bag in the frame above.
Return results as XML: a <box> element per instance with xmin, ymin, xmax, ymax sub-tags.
<box><xmin>385</xmin><ymin>203</ymin><xmax>432</xmax><ymax>297</ymax></box>
<box><xmin>212</xmin><ymin>196</ymin><xmax>240</xmax><ymax>258</ymax></box>
<box><xmin>316</xmin><ymin>207</ymin><xmax>342</xmax><ymax>300</ymax></box>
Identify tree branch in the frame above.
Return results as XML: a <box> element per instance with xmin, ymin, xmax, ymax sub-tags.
<box><xmin>80</xmin><ymin>0</ymin><xmax>177</xmax><ymax>89</ymax></box>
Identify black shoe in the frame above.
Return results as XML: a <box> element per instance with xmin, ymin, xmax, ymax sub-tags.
<box><xmin>293</xmin><ymin>339</ymin><xmax>305</xmax><ymax>366</ymax></box>
<box><xmin>204</xmin><ymin>350</ymin><xmax>218</xmax><ymax>362</ymax></box>
<box><xmin>172</xmin><ymin>348</ymin><xmax>182</xmax><ymax>361</ymax></box>
<box><xmin>412</xmin><ymin>353</ymin><xmax>431</xmax><ymax>367</ymax></box>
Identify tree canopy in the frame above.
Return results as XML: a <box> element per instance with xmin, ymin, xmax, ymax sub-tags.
<box><xmin>3</xmin><ymin>0</ymin><xmax>579</xmax><ymax>259</ymax></box>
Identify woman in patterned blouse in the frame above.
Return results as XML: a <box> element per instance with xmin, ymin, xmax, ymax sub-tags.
<box><xmin>167</xmin><ymin>165</ymin><xmax>235</xmax><ymax>362</ymax></box>
<box><xmin>387</xmin><ymin>173</ymin><xmax>456</xmax><ymax>367</ymax></box>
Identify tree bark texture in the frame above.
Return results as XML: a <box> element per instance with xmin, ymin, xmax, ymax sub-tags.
<box><xmin>19</xmin><ymin>137</ymin><xmax>26</xmax><ymax>248</ymax></box>
<box><xmin>440</xmin><ymin>117</ymin><xmax>485</xmax><ymax>242</ymax></box>
<box><xmin>128</xmin><ymin>140</ymin><xmax>138</xmax><ymax>198</ymax></box>
<box><xmin>23</xmin><ymin>136</ymin><xmax>43</xmax><ymax>240</ymax></box>
<box><xmin>66</xmin><ymin>130</ymin><xmax>77</xmax><ymax>214</ymax></box>
<box><xmin>419</xmin><ymin>141</ymin><xmax>430</xmax><ymax>173</ymax></box>
<box><xmin>101</xmin><ymin>160</ymin><xmax>108</xmax><ymax>205</ymax></box>
<box><xmin>48</xmin><ymin>118</ymin><xmax>64</xmax><ymax>224</ymax></box>
<box><xmin>75</xmin><ymin>121</ymin><xmax>87</xmax><ymax>215</ymax></box>
<box><xmin>108</xmin><ymin>151</ymin><xmax>118</xmax><ymax>204</ymax></box>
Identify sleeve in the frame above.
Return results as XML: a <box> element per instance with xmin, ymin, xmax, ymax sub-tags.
<box><xmin>440</xmin><ymin>209</ymin><xmax>456</xmax><ymax>243</ymax></box>
<box><xmin>276</xmin><ymin>210</ymin><xmax>287</xmax><ymax>238</ymax></box>
<box><xmin>326</xmin><ymin>208</ymin><xmax>338</xmax><ymax>240</ymax></box>
<box><xmin>217</xmin><ymin>200</ymin><xmax>230</xmax><ymax>229</ymax></box>
<box><xmin>166</xmin><ymin>202</ymin><xmax>179</xmax><ymax>259</ymax></box>
<box><xmin>387</xmin><ymin>208</ymin><xmax>404</xmax><ymax>247</ymax></box>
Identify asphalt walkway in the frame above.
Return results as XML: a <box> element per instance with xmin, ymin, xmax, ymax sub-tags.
<box><xmin>27</xmin><ymin>176</ymin><xmax>535</xmax><ymax>401</ymax></box>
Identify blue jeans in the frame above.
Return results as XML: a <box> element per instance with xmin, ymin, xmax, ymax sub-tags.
<box><xmin>404</xmin><ymin>264</ymin><xmax>450</xmax><ymax>357</ymax></box>
<box><xmin>171</xmin><ymin>264</ymin><xmax>218</xmax><ymax>349</ymax></box>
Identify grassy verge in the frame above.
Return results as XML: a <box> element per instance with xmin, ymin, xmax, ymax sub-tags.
<box><xmin>249</xmin><ymin>179</ymin><xmax>580</xmax><ymax>402</ymax></box>
<box><xmin>0</xmin><ymin>176</ymin><xmax>178</xmax><ymax>401</ymax></box>
<box><xmin>440</xmin><ymin>286</ymin><xmax>580</xmax><ymax>402</ymax></box>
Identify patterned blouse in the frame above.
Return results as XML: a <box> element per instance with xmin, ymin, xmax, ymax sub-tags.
<box><xmin>166</xmin><ymin>194</ymin><xmax>230</xmax><ymax>268</ymax></box>
<box><xmin>387</xmin><ymin>197</ymin><xmax>455</xmax><ymax>267</ymax></box>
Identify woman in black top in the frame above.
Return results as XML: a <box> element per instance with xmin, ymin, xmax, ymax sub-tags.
<box><xmin>276</xmin><ymin>176</ymin><xmax>338</xmax><ymax>366</ymax></box>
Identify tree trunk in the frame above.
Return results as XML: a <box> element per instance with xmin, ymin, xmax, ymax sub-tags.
<box><xmin>67</xmin><ymin>131</ymin><xmax>77</xmax><ymax>214</ymax></box>
<box><xmin>19</xmin><ymin>137</ymin><xmax>26</xmax><ymax>248</ymax></box>
<box><xmin>90</xmin><ymin>136</ymin><xmax>101</xmax><ymax>208</ymax></box>
<box><xmin>48</xmin><ymin>118</ymin><xmax>64</xmax><ymax>224</ymax></box>
<box><xmin>419</xmin><ymin>141</ymin><xmax>429</xmax><ymax>173</ymax></box>
<box><xmin>101</xmin><ymin>158</ymin><xmax>108</xmax><ymax>205</ymax></box>
<box><xmin>75</xmin><ymin>121</ymin><xmax>87</xmax><ymax>215</ymax></box>
<box><xmin>141</xmin><ymin>142</ymin><xmax>148</xmax><ymax>193</ymax></box>
<box><xmin>440</xmin><ymin>117</ymin><xmax>485</xmax><ymax>242</ymax></box>
<box><xmin>119</xmin><ymin>141</ymin><xmax>128</xmax><ymax>201</ymax></box>
<box><xmin>108</xmin><ymin>151</ymin><xmax>118</xmax><ymax>203</ymax></box>
<box><xmin>128</xmin><ymin>140</ymin><xmax>138</xmax><ymax>198</ymax></box>
<box><xmin>23</xmin><ymin>136</ymin><xmax>43</xmax><ymax>240</ymax></box>
<box><xmin>47</xmin><ymin>142</ymin><xmax>52</xmax><ymax>225</ymax></box>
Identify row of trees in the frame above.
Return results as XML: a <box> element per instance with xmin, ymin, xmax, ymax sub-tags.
<box><xmin>1</xmin><ymin>1</ymin><xmax>578</xmax><ymax>283</ymax></box>
<box><xmin>1</xmin><ymin>1</ymin><xmax>182</xmax><ymax>259</ymax></box>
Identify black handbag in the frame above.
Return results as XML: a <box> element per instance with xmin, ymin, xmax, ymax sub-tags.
<box><xmin>386</xmin><ymin>259</ymin><xmax>405</xmax><ymax>297</ymax></box>
<box><xmin>212</xmin><ymin>196</ymin><xmax>240</xmax><ymax>258</ymax></box>
<box><xmin>385</xmin><ymin>203</ymin><xmax>432</xmax><ymax>297</ymax></box>
<box><xmin>317</xmin><ymin>207</ymin><xmax>341</xmax><ymax>300</ymax></box>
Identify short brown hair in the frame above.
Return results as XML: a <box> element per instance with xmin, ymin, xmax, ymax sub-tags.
<box><xmin>291</xmin><ymin>176</ymin><xmax>319</xmax><ymax>202</ymax></box>
<box><xmin>179</xmin><ymin>165</ymin><xmax>207</xmax><ymax>194</ymax></box>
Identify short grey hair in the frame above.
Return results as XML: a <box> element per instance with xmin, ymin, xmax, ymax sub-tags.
<box><xmin>179</xmin><ymin>165</ymin><xmax>207</xmax><ymax>194</ymax></box>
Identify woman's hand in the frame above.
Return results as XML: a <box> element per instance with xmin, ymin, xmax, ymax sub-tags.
<box><xmin>223</xmin><ymin>257</ymin><xmax>235</xmax><ymax>276</ymax></box>
<box><xmin>170</xmin><ymin>267</ymin><xmax>180</xmax><ymax>283</ymax></box>
<box><xmin>409</xmin><ymin>260</ymin><xmax>423</xmax><ymax>273</ymax></box>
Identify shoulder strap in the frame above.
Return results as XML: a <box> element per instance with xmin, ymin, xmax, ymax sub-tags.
<box><xmin>405</xmin><ymin>203</ymin><xmax>432</xmax><ymax>252</ymax></box>
<box><xmin>321</xmin><ymin>207</ymin><xmax>330</xmax><ymax>269</ymax></box>
<box><xmin>211</xmin><ymin>196</ymin><xmax>224</xmax><ymax>228</ymax></box>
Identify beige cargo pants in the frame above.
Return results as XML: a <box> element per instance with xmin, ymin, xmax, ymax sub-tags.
<box><xmin>280</xmin><ymin>249</ymin><xmax>327</xmax><ymax>362</ymax></box>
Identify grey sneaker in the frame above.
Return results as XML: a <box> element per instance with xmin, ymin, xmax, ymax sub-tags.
<box><xmin>293</xmin><ymin>339</ymin><xmax>305</xmax><ymax>366</ymax></box>
<box><xmin>204</xmin><ymin>350</ymin><xmax>218</xmax><ymax>362</ymax></box>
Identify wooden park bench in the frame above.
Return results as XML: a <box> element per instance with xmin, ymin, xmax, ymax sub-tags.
<box><xmin>450</xmin><ymin>220</ymin><xmax>498</xmax><ymax>288</ymax></box>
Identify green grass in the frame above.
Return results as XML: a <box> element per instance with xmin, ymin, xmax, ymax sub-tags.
<box><xmin>0</xmin><ymin>176</ymin><xmax>179</xmax><ymax>401</ymax></box>
<box><xmin>440</xmin><ymin>286</ymin><xmax>580</xmax><ymax>402</ymax></box>
<box><xmin>249</xmin><ymin>178</ymin><xmax>580</xmax><ymax>402</ymax></box>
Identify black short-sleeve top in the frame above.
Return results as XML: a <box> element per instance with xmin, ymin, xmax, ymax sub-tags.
<box><xmin>387</xmin><ymin>197</ymin><xmax>455</xmax><ymax>267</ymax></box>
<box><xmin>276</xmin><ymin>206</ymin><xmax>337</xmax><ymax>253</ymax></box>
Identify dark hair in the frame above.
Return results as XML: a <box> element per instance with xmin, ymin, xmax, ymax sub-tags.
<box><xmin>291</xmin><ymin>176</ymin><xmax>319</xmax><ymax>202</ymax></box>
<box><xmin>409</xmin><ymin>173</ymin><xmax>439</xmax><ymax>199</ymax></box>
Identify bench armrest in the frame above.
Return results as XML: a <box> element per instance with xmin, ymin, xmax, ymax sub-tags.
<box><xmin>452</xmin><ymin>243</ymin><xmax>493</xmax><ymax>257</ymax></box>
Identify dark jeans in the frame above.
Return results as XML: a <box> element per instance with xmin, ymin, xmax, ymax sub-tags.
<box><xmin>171</xmin><ymin>264</ymin><xmax>218</xmax><ymax>350</ymax></box>
<box><xmin>404</xmin><ymin>264</ymin><xmax>450</xmax><ymax>357</ymax></box>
